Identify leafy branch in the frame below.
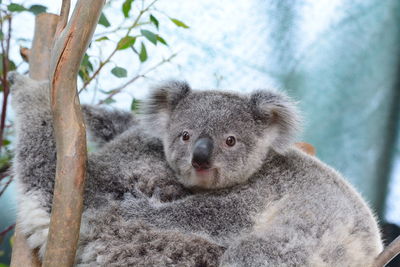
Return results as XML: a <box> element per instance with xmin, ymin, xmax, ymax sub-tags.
<box><xmin>98</xmin><ymin>53</ymin><xmax>176</xmax><ymax>105</ymax></box>
<box><xmin>79</xmin><ymin>0</ymin><xmax>189</xmax><ymax>105</ymax></box>
<box><xmin>80</xmin><ymin>0</ymin><xmax>160</xmax><ymax>91</ymax></box>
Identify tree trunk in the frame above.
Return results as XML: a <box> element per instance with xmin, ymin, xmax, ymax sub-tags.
<box><xmin>43</xmin><ymin>1</ymin><xmax>104</xmax><ymax>266</ymax></box>
<box><xmin>11</xmin><ymin>1</ymin><xmax>104</xmax><ymax>266</ymax></box>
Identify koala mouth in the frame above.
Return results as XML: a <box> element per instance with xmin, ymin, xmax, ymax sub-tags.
<box><xmin>190</xmin><ymin>167</ymin><xmax>218</xmax><ymax>188</ymax></box>
<box><xmin>195</xmin><ymin>168</ymin><xmax>214</xmax><ymax>174</ymax></box>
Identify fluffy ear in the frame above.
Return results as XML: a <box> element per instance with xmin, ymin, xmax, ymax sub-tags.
<box><xmin>141</xmin><ymin>80</ymin><xmax>191</xmax><ymax>139</ymax></box>
<box><xmin>250</xmin><ymin>90</ymin><xmax>301</xmax><ymax>153</ymax></box>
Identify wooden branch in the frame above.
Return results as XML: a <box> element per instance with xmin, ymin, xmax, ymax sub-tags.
<box><xmin>29</xmin><ymin>13</ymin><xmax>59</xmax><ymax>80</ymax></box>
<box><xmin>373</xmin><ymin>235</ymin><xmax>400</xmax><ymax>267</ymax></box>
<box><xmin>19</xmin><ymin>47</ymin><xmax>30</xmax><ymax>62</ymax></box>
<box><xmin>55</xmin><ymin>0</ymin><xmax>70</xmax><ymax>38</ymax></box>
<box><xmin>10</xmin><ymin>12</ymin><xmax>59</xmax><ymax>267</ymax></box>
<box><xmin>10</xmin><ymin>226</ymin><xmax>41</xmax><ymax>267</ymax></box>
<box><xmin>42</xmin><ymin>1</ymin><xmax>105</xmax><ymax>266</ymax></box>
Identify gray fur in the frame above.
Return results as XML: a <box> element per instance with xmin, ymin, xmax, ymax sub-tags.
<box><xmin>142</xmin><ymin>83</ymin><xmax>301</xmax><ymax>189</ymax></box>
<box><xmin>10</xmin><ymin>72</ymin><xmax>383</xmax><ymax>266</ymax></box>
<box><xmin>9</xmin><ymin>72</ymin><xmax>193</xmax><ymax>264</ymax></box>
<box><xmin>82</xmin><ymin>104</ymin><xmax>137</xmax><ymax>146</ymax></box>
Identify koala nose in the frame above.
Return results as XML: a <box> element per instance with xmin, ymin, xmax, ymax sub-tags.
<box><xmin>192</xmin><ymin>137</ymin><xmax>213</xmax><ymax>170</ymax></box>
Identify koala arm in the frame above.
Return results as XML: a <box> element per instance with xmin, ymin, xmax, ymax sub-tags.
<box><xmin>82</xmin><ymin>104</ymin><xmax>137</xmax><ymax>146</ymax></box>
<box><xmin>9</xmin><ymin>72</ymin><xmax>57</xmax><ymax>257</ymax></box>
<box><xmin>10</xmin><ymin>72</ymin><xmax>56</xmax><ymax>209</ymax></box>
<box><xmin>9</xmin><ymin>73</ymin><xmax>135</xmax><ymax>204</ymax></box>
<box><xmin>220</xmin><ymin>222</ymin><xmax>314</xmax><ymax>267</ymax></box>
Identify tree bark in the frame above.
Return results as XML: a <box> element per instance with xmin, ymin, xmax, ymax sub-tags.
<box><xmin>29</xmin><ymin>13</ymin><xmax>59</xmax><ymax>80</ymax></box>
<box><xmin>42</xmin><ymin>1</ymin><xmax>104</xmax><ymax>266</ymax></box>
<box><xmin>10</xmin><ymin>226</ymin><xmax>41</xmax><ymax>267</ymax></box>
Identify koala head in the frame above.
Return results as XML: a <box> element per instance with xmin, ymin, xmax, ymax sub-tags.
<box><xmin>141</xmin><ymin>81</ymin><xmax>300</xmax><ymax>190</ymax></box>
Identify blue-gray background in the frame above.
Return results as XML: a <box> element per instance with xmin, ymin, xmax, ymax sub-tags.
<box><xmin>1</xmin><ymin>0</ymin><xmax>399</xmax><ymax>264</ymax></box>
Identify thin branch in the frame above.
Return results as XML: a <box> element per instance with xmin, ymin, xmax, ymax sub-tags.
<box><xmin>0</xmin><ymin>175</ymin><xmax>12</xmax><ymax>197</ymax></box>
<box><xmin>98</xmin><ymin>74</ymin><xmax>143</xmax><ymax>104</ymax></box>
<box><xmin>94</xmin><ymin>22</ymin><xmax>151</xmax><ymax>38</ymax></box>
<box><xmin>80</xmin><ymin>48</ymin><xmax>117</xmax><ymax>91</ymax></box>
<box><xmin>98</xmin><ymin>53</ymin><xmax>176</xmax><ymax>105</ymax></box>
<box><xmin>0</xmin><ymin>224</ymin><xmax>15</xmax><ymax>240</ymax></box>
<box><xmin>0</xmin><ymin>161</ymin><xmax>9</xmax><ymax>174</ymax></box>
<box><xmin>55</xmin><ymin>0</ymin><xmax>71</xmax><ymax>37</ymax></box>
<box><xmin>0</xmin><ymin>14</ymin><xmax>12</xmax><ymax>154</ymax></box>
<box><xmin>93</xmin><ymin>20</ymin><xmax>127</xmax><ymax>37</ymax></box>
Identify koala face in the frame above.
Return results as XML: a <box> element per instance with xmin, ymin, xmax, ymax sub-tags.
<box><xmin>142</xmin><ymin>81</ymin><xmax>300</xmax><ymax>189</ymax></box>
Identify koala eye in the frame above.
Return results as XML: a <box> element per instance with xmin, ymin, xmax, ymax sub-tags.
<box><xmin>182</xmin><ymin>131</ymin><xmax>190</xmax><ymax>141</ymax></box>
<box><xmin>226</xmin><ymin>136</ymin><xmax>236</xmax><ymax>147</ymax></box>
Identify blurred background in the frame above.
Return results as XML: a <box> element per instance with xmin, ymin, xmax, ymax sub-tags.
<box><xmin>0</xmin><ymin>0</ymin><xmax>399</xmax><ymax>265</ymax></box>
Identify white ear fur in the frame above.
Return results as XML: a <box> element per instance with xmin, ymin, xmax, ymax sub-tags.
<box><xmin>250</xmin><ymin>90</ymin><xmax>302</xmax><ymax>153</ymax></box>
<box><xmin>140</xmin><ymin>80</ymin><xmax>191</xmax><ymax>139</ymax></box>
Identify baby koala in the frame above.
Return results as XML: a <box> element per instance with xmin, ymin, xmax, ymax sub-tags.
<box><xmin>123</xmin><ymin>80</ymin><xmax>383</xmax><ymax>266</ymax></box>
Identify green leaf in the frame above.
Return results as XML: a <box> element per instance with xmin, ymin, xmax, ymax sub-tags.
<box><xmin>2</xmin><ymin>139</ymin><xmax>10</xmax><ymax>146</ymax></box>
<box><xmin>78</xmin><ymin>54</ymin><xmax>93</xmax><ymax>82</ymax></box>
<box><xmin>28</xmin><ymin>4</ymin><xmax>47</xmax><ymax>15</ymax></box>
<box><xmin>95</xmin><ymin>36</ymin><xmax>109</xmax><ymax>42</ymax></box>
<box><xmin>81</xmin><ymin>54</ymin><xmax>93</xmax><ymax>71</ymax></box>
<box><xmin>9</xmin><ymin>60</ymin><xmax>16</xmax><ymax>71</ymax></box>
<box><xmin>98</xmin><ymin>12</ymin><xmax>110</xmax><ymax>27</ymax></box>
<box><xmin>7</xmin><ymin>3</ymin><xmax>26</xmax><ymax>12</ymax></box>
<box><xmin>131</xmin><ymin>98</ymin><xmax>140</xmax><ymax>111</ymax></box>
<box><xmin>140</xmin><ymin>29</ymin><xmax>157</xmax><ymax>45</ymax></box>
<box><xmin>111</xmin><ymin>66</ymin><xmax>127</xmax><ymax>78</ymax></box>
<box><xmin>100</xmin><ymin>89</ymin><xmax>116</xmax><ymax>95</ymax></box>
<box><xmin>156</xmin><ymin>36</ymin><xmax>168</xmax><ymax>46</ymax></box>
<box><xmin>170</xmin><ymin>18</ymin><xmax>189</xmax><ymax>28</ymax></box>
<box><xmin>78</xmin><ymin>70</ymin><xmax>87</xmax><ymax>82</ymax></box>
<box><xmin>0</xmin><ymin>55</ymin><xmax>16</xmax><ymax>73</ymax></box>
<box><xmin>139</xmin><ymin>42</ymin><xmax>147</xmax><ymax>62</ymax></box>
<box><xmin>149</xmin><ymin>14</ymin><xmax>159</xmax><ymax>29</ymax></box>
<box><xmin>0</xmin><ymin>30</ymin><xmax>3</xmax><ymax>41</ymax></box>
<box><xmin>104</xmin><ymin>98</ymin><xmax>116</xmax><ymax>104</ymax></box>
<box><xmin>9</xmin><ymin>234</ymin><xmax>14</xmax><ymax>247</ymax></box>
<box><xmin>117</xmin><ymin>36</ymin><xmax>136</xmax><ymax>50</ymax></box>
<box><xmin>0</xmin><ymin>262</ymin><xmax>8</xmax><ymax>267</ymax></box>
<box><xmin>122</xmin><ymin>0</ymin><xmax>134</xmax><ymax>18</ymax></box>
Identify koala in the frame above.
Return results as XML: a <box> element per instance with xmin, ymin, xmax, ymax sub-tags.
<box><xmin>10</xmin><ymin>72</ymin><xmax>388</xmax><ymax>266</ymax></box>
<box><xmin>10</xmin><ymin>73</ymin><xmax>223</xmax><ymax>266</ymax></box>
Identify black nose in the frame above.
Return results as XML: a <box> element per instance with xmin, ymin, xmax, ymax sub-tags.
<box><xmin>192</xmin><ymin>137</ymin><xmax>213</xmax><ymax>170</ymax></box>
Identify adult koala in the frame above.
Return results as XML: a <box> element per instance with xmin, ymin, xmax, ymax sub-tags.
<box><xmin>10</xmin><ymin>72</ymin><xmax>384</xmax><ymax>266</ymax></box>
<box><xmin>10</xmin><ymin>72</ymin><xmax>222</xmax><ymax>266</ymax></box>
